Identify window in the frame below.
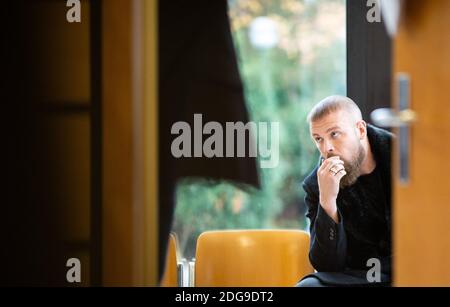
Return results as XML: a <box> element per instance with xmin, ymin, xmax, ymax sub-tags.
<box><xmin>172</xmin><ymin>0</ymin><xmax>346</xmax><ymax>259</ymax></box>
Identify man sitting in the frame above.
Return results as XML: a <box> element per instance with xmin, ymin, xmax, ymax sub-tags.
<box><xmin>297</xmin><ymin>96</ymin><xmax>392</xmax><ymax>287</ymax></box>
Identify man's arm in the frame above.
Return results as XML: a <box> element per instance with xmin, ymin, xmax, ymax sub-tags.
<box><xmin>304</xmin><ymin>156</ymin><xmax>348</xmax><ymax>272</ymax></box>
<box><xmin>304</xmin><ymin>185</ymin><xmax>347</xmax><ymax>272</ymax></box>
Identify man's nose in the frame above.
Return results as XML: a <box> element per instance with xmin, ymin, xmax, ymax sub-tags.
<box><xmin>323</xmin><ymin>139</ymin><xmax>334</xmax><ymax>153</ymax></box>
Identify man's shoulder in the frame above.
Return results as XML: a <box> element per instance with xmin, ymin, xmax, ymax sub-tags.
<box><xmin>367</xmin><ymin>125</ymin><xmax>393</xmax><ymax>149</ymax></box>
<box><xmin>367</xmin><ymin>124</ymin><xmax>393</xmax><ymax>169</ymax></box>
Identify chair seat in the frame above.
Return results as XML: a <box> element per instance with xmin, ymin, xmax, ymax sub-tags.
<box><xmin>194</xmin><ymin>229</ymin><xmax>313</xmax><ymax>287</ymax></box>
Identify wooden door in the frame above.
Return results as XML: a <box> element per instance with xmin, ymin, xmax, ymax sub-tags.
<box><xmin>393</xmin><ymin>0</ymin><xmax>450</xmax><ymax>286</ymax></box>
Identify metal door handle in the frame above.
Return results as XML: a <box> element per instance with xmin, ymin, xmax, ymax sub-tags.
<box><xmin>370</xmin><ymin>73</ymin><xmax>415</xmax><ymax>185</ymax></box>
<box><xmin>370</xmin><ymin>108</ymin><xmax>417</xmax><ymax>127</ymax></box>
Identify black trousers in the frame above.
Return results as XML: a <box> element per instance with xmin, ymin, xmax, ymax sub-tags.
<box><xmin>296</xmin><ymin>271</ymin><xmax>391</xmax><ymax>287</ymax></box>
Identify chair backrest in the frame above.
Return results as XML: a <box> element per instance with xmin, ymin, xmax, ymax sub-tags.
<box><xmin>194</xmin><ymin>229</ymin><xmax>313</xmax><ymax>287</ymax></box>
<box><xmin>160</xmin><ymin>233</ymin><xmax>179</xmax><ymax>287</ymax></box>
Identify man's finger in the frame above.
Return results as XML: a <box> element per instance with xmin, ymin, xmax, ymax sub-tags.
<box><xmin>335</xmin><ymin>169</ymin><xmax>347</xmax><ymax>178</ymax></box>
<box><xmin>327</xmin><ymin>161</ymin><xmax>344</xmax><ymax>170</ymax></box>
<box><xmin>321</xmin><ymin>160</ymin><xmax>344</xmax><ymax>172</ymax></box>
<box><xmin>321</xmin><ymin>157</ymin><xmax>343</xmax><ymax>166</ymax></box>
<box><xmin>330</xmin><ymin>164</ymin><xmax>345</xmax><ymax>174</ymax></box>
<box><xmin>319</xmin><ymin>157</ymin><xmax>344</xmax><ymax>175</ymax></box>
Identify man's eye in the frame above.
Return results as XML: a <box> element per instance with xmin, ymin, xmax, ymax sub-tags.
<box><xmin>315</xmin><ymin>137</ymin><xmax>322</xmax><ymax>142</ymax></box>
<box><xmin>331</xmin><ymin>131</ymin><xmax>340</xmax><ymax>138</ymax></box>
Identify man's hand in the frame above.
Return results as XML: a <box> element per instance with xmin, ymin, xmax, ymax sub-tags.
<box><xmin>317</xmin><ymin>156</ymin><xmax>347</xmax><ymax>223</ymax></box>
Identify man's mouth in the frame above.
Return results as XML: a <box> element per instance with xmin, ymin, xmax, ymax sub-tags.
<box><xmin>326</xmin><ymin>153</ymin><xmax>339</xmax><ymax>159</ymax></box>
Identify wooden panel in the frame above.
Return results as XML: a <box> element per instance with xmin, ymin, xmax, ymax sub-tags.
<box><xmin>102</xmin><ymin>0</ymin><xmax>159</xmax><ymax>286</ymax></box>
<box><xmin>21</xmin><ymin>0</ymin><xmax>93</xmax><ymax>285</ymax></box>
<box><xmin>102</xmin><ymin>0</ymin><xmax>133</xmax><ymax>286</ymax></box>
<box><xmin>26</xmin><ymin>0</ymin><xmax>91</xmax><ymax>103</ymax></box>
<box><xmin>393</xmin><ymin>0</ymin><xmax>450</xmax><ymax>286</ymax></box>
<box><xmin>43</xmin><ymin>114</ymin><xmax>91</xmax><ymax>242</ymax></box>
<box><xmin>143</xmin><ymin>0</ymin><xmax>159</xmax><ymax>286</ymax></box>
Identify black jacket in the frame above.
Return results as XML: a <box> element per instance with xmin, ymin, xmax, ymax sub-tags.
<box><xmin>302</xmin><ymin>125</ymin><xmax>392</xmax><ymax>284</ymax></box>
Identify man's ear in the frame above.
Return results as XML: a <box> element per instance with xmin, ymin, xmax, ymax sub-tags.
<box><xmin>356</xmin><ymin>120</ymin><xmax>367</xmax><ymax>140</ymax></box>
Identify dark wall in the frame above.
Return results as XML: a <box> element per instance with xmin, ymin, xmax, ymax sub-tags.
<box><xmin>0</xmin><ymin>0</ymin><xmax>100</xmax><ymax>286</ymax></box>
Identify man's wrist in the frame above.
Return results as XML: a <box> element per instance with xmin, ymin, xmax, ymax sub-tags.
<box><xmin>319</xmin><ymin>198</ymin><xmax>339</xmax><ymax>223</ymax></box>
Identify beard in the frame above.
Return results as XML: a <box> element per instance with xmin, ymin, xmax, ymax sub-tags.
<box><xmin>327</xmin><ymin>144</ymin><xmax>365</xmax><ymax>189</ymax></box>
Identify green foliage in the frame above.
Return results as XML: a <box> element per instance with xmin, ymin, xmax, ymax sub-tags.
<box><xmin>173</xmin><ymin>0</ymin><xmax>346</xmax><ymax>259</ymax></box>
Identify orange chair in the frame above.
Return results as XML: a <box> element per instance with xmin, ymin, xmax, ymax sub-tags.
<box><xmin>194</xmin><ymin>229</ymin><xmax>313</xmax><ymax>287</ymax></box>
<box><xmin>160</xmin><ymin>233</ymin><xmax>180</xmax><ymax>287</ymax></box>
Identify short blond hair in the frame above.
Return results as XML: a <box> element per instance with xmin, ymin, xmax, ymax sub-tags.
<box><xmin>307</xmin><ymin>95</ymin><xmax>362</xmax><ymax>123</ymax></box>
